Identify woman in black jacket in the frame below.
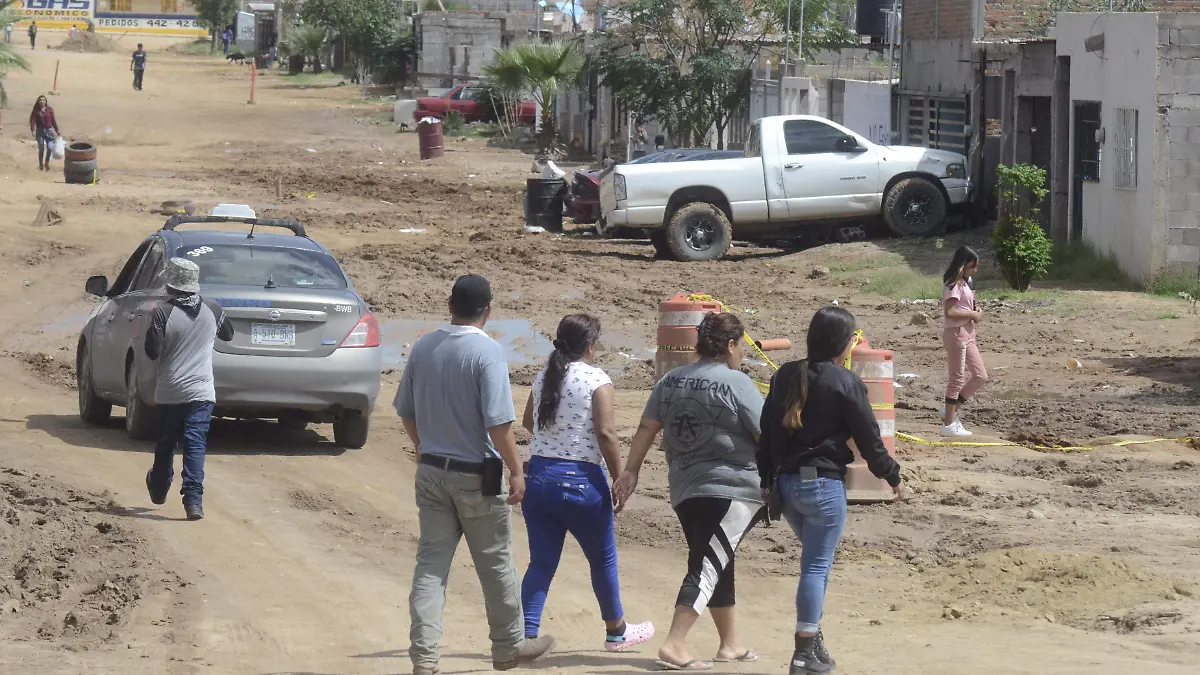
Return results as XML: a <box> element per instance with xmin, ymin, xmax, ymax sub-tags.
<box><xmin>758</xmin><ymin>307</ymin><xmax>905</xmax><ymax>675</ymax></box>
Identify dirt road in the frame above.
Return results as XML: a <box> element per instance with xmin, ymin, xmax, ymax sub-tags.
<box><xmin>1</xmin><ymin>35</ymin><xmax>1199</xmax><ymax>675</ymax></box>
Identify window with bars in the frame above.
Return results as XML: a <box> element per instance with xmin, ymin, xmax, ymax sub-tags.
<box><xmin>108</xmin><ymin>0</ymin><xmax>132</xmax><ymax>11</ymax></box>
<box><xmin>905</xmin><ymin>97</ymin><xmax>969</xmax><ymax>152</ymax></box>
<box><xmin>1114</xmin><ymin>108</ymin><xmax>1138</xmax><ymax>190</ymax></box>
<box><xmin>162</xmin><ymin>0</ymin><xmax>180</xmax><ymax>13</ymax></box>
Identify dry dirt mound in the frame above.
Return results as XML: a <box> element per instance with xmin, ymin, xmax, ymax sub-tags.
<box><xmin>54</xmin><ymin>33</ymin><xmax>119</xmax><ymax>53</ymax></box>
<box><xmin>0</xmin><ymin>467</ymin><xmax>159</xmax><ymax>649</ymax></box>
<box><xmin>930</xmin><ymin>548</ymin><xmax>1182</xmax><ymax>625</ymax></box>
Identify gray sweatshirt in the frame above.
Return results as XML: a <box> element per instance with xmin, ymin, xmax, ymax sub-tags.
<box><xmin>144</xmin><ymin>294</ymin><xmax>234</xmax><ymax>405</ymax></box>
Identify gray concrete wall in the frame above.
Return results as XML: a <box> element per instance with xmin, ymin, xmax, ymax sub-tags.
<box><xmin>1159</xmin><ymin>13</ymin><xmax>1200</xmax><ymax>273</ymax></box>
<box><xmin>1055</xmin><ymin>12</ymin><xmax>1162</xmax><ymax>283</ymax></box>
<box><xmin>899</xmin><ymin>38</ymin><xmax>975</xmax><ymax>96</ymax></box>
<box><xmin>415</xmin><ymin>13</ymin><xmax>505</xmax><ymax>85</ymax></box>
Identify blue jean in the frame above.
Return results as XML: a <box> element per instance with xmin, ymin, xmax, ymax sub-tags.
<box><xmin>520</xmin><ymin>456</ymin><xmax>622</xmax><ymax>637</ymax></box>
<box><xmin>149</xmin><ymin>401</ymin><xmax>214</xmax><ymax>506</ymax></box>
<box><xmin>35</xmin><ymin>128</ymin><xmax>54</xmax><ymax>165</ymax></box>
<box><xmin>779</xmin><ymin>474</ymin><xmax>847</xmax><ymax>634</ymax></box>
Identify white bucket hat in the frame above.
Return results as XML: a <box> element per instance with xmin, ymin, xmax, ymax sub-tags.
<box><xmin>165</xmin><ymin>257</ymin><xmax>200</xmax><ymax>294</ymax></box>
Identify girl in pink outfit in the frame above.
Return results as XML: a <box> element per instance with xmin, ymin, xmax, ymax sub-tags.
<box><xmin>941</xmin><ymin>246</ymin><xmax>989</xmax><ymax>437</ymax></box>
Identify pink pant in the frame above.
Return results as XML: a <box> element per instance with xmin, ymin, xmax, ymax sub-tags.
<box><xmin>943</xmin><ymin>325</ymin><xmax>988</xmax><ymax>403</ymax></box>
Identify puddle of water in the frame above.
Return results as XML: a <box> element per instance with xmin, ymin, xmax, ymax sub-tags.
<box><xmin>380</xmin><ymin>317</ymin><xmax>553</xmax><ymax>368</ymax></box>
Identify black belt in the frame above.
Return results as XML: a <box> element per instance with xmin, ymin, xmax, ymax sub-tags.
<box><xmin>420</xmin><ymin>454</ymin><xmax>485</xmax><ymax>475</ymax></box>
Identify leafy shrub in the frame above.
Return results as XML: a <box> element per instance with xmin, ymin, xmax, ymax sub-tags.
<box><xmin>992</xmin><ymin>163</ymin><xmax>1053</xmax><ymax>291</ymax></box>
<box><xmin>441</xmin><ymin>110</ymin><xmax>467</xmax><ymax>136</ymax></box>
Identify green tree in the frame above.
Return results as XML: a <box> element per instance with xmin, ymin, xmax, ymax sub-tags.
<box><xmin>0</xmin><ymin>6</ymin><xmax>31</xmax><ymax>108</ymax></box>
<box><xmin>282</xmin><ymin>24</ymin><xmax>328</xmax><ymax>73</ymax></box>
<box><xmin>299</xmin><ymin>0</ymin><xmax>403</xmax><ymax>81</ymax></box>
<box><xmin>193</xmin><ymin>0</ymin><xmax>240</xmax><ymax>54</ymax></box>
<box><xmin>993</xmin><ymin>163</ymin><xmax>1054</xmax><ymax>291</ymax></box>
<box><xmin>483</xmin><ymin>40</ymin><xmax>586</xmax><ymax>152</ymax></box>
<box><xmin>592</xmin><ymin>0</ymin><xmax>850</xmax><ymax>149</ymax></box>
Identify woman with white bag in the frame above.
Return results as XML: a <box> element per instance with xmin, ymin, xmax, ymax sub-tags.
<box><xmin>29</xmin><ymin>95</ymin><xmax>61</xmax><ymax>172</ymax></box>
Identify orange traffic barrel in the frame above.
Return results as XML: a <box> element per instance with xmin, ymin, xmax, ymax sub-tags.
<box><xmin>417</xmin><ymin>117</ymin><xmax>444</xmax><ymax>160</ymax></box>
<box><xmin>655</xmin><ymin>292</ymin><xmax>722</xmax><ymax>382</ymax></box>
<box><xmin>845</xmin><ymin>334</ymin><xmax>898</xmax><ymax>504</ymax></box>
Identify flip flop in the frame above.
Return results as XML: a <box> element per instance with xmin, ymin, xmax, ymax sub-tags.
<box><xmin>655</xmin><ymin>659</ymin><xmax>712</xmax><ymax>671</ymax></box>
<box><xmin>714</xmin><ymin>650</ymin><xmax>759</xmax><ymax>663</ymax></box>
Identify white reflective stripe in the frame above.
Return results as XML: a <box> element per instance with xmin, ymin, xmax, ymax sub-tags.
<box><xmin>877</xmin><ymin>418</ymin><xmax>896</xmax><ymax>437</ymax></box>
<box><xmin>852</xmin><ymin>360</ymin><xmax>894</xmax><ymax>379</ymax></box>
<box><xmin>659</xmin><ymin>311</ymin><xmax>707</xmax><ymax>327</ymax></box>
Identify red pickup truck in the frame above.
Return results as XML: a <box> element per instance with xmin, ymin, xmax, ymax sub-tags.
<box><xmin>413</xmin><ymin>83</ymin><xmax>538</xmax><ymax>125</ymax></box>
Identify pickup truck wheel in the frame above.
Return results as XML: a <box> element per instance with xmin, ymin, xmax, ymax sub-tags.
<box><xmin>665</xmin><ymin>203</ymin><xmax>733</xmax><ymax>262</ymax></box>
<box><xmin>883</xmin><ymin>178</ymin><xmax>947</xmax><ymax>237</ymax></box>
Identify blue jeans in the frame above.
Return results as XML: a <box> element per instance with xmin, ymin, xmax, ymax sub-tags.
<box><xmin>779</xmin><ymin>474</ymin><xmax>847</xmax><ymax>634</ymax></box>
<box><xmin>520</xmin><ymin>456</ymin><xmax>622</xmax><ymax>637</ymax></box>
<box><xmin>149</xmin><ymin>401</ymin><xmax>214</xmax><ymax>506</ymax></box>
<box><xmin>35</xmin><ymin>128</ymin><xmax>54</xmax><ymax>166</ymax></box>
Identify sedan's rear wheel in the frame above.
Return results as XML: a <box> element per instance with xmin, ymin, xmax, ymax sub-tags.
<box><xmin>78</xmin><ymin>344</ymin><xmax>112</xmax><ymax>426</ymax></box>
<box><xmin>333</xmin><ymin>410</ymin><xmax>370</xmax><ymax>449</ymax></box>
<box><xmin>125</xmin><ymin>361</ymin><xmax>156</xmax><ymax>441</ymax></box>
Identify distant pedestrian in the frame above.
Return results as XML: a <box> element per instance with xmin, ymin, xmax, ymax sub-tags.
<box><xmin>221</xmin><ymin>27</ymin><xmax>232</xmax><ymax>56</ymax></box>
<box><xmin>131</xmin><ymin>43</ymin><xmax>147</xmax><ymax>90</ymax></box>
<box><xmin>758</xmin><ymin>306</ymin><xmax>905</xmax><ymax>675</ymax></box>
<box><xmin>395</xmin><ymin>274</ymin><xmax>556</xmax><ymax>674</ymax></box>
<box><xmin>633</xmin><ymin>121</ymin><xmax>648</xmax><ymax>159</ymax></box>
<box><xmin>654</xmin><ymin>133</ymin><xmax>666</xmax><ymax>152</ymax></box>
<box><xmin>29</xmin><ymin>95</ymin><xmax>60</xmax><ymax>172</ymax></box>
<box><xmin>519</xmin><ymin>314</ymin><xmax>655</xmax><ymax>653</ymax></box>
<box><xmin>4</xmin><ymin>21</ymin><xmax>12</xmax><ymax>44</ymax></box>
<box><xmin>615</xmin><ymin>312</ymin><xmax>764</xmax><ymax>671</ymax></box>
<box><xmin>144</xmin><ymin>258</ymin><xmax>234</xmax><ymax>521</ymax></box>
<box><xmin>940</xmin><ymin>246</ymin><xmax>989</xmax><ymax>437</ymax></box>
<box><xmin>28</xmin><ymin>21</ymin><xmax>36</xmax><ymax>49</ymax></box>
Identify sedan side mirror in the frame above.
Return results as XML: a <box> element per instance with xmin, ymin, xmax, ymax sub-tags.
<box><xmin>836</xmin><ymin>136</ymin><xmax>865</xmax><ymax>153</ymax></box>
<box><xmin>85</xmin><ymin>275</ymin><xmax>109</xmax><ymax>297</ymax></box>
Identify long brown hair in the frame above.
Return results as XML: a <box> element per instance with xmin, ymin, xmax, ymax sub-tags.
<box><xmin>537</xmin><ymin>314</ymin><xmax>601</xmax><ymax>430</ymax></box>
<box><xmin>782</xmin><ymin>307</ymin><xmax>858</xmax><ymax>430</ymax></box>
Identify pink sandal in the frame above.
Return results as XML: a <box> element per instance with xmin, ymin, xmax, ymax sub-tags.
<box><xmin>604</xmin><ymin>620</ymin><xmax>655</xmax><ymax>652</ymax></box>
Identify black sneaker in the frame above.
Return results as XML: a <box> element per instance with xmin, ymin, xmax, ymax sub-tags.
<box><xmin>789</xmin><ymin>635</ymin><xmax>833</xmax><ymax>675</ymax></box>
<box><xmin>814</xmin><ymin>629</ymin><xmax>836</xmax><ymax>667</ymax></box>
<box><xmin>146</xmin><ymin>469</ymin><xmax>168</xmax><ymax>505</ymax></box>
<box><xmin>184</xmin><ymin>504</ymin><xmax>204</xmax><ymax>521</ymax></box>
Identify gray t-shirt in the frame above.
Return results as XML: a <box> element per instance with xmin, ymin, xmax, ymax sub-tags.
<box><xmin>643</xmin><ymin>360</ymin><xmax>764</xmax><ymax>507</ymax></box>
<box><xmin>144</xmin><ymin>295</ymin><xmax>233</xmax><ymax>405</ymax></box>
<box><xmin>393</xmin><ymin>325</ymin><xmax>516</xmax><ymax>462</ymax></box>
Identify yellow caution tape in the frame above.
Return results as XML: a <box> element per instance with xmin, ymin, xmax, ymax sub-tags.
<box><xmin>896</xmin><ymin>431</ymin><xmax>1197</xmax><ymax>453</ymax></box>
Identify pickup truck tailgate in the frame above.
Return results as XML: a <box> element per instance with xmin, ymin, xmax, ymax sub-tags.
<box><xmin>599</xmin><ymin>171</ymin><xmax>616</xmax><ymax>216</ymax></box>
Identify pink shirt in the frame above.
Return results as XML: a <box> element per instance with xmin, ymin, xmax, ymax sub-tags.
<box><xmin>943</xmin><ymin>280</ymin><xmax>976</xmax><ymax>329</ymax></box>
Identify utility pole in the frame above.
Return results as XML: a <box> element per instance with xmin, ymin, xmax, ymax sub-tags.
<box><xmin>779</xmin><ymin>0</ymin><xmax>792</xmax><ymax>115</ymax></box>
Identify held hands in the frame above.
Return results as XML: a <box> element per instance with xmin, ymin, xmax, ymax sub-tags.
<box><xmin>612</xmin><ymin>469</ymin><xmax>639</xmax><ymax>511</ymax></box>
<box><xmin>507</xmin><ymin>472</ymin><xmax>525</xmax><ymax>505</ymax></box>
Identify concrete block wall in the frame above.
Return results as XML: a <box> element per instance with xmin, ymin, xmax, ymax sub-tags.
<box><xmin>416</xmin><ymin>13</ymin><xmax>506</xmax><ymax>83</ymax></box>
<box><xmin>903</xmin><ymin>0</ymin><xmax>975</xmax><ymax>40</ymax></box>
<box><xmin>1159</xmin><ymin>12</ymin><xmax>1200</xmax><ymax>270</ymax></box>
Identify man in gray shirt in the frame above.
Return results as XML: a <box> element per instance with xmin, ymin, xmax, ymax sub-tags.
<box><xmin>144</xmin><ymin>258</ymin><xmax>233</xmax><ymax>521</ymax></box>
<box><xmin>395</xmin><ymin>274</ymin><xmax>555</xmax><ymax>674</ymax></box>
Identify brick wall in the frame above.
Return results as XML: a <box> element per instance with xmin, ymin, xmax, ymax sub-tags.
<box><xmin>905</xmin><ymin>1</ymin><xmax>1200</xmax><ymax>43</ymax></box>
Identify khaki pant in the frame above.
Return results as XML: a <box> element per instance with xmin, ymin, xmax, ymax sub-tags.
<box><xmin>943</xmin><ymin>324</ymin><xmax>989</xmax><ymax>402</ymax></box>
<box><xmin>409</xmin><ymin>463</ymin><xmax>523</xmax><ymax>669</ymax></box>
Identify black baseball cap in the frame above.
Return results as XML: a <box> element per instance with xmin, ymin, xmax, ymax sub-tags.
<box><xmin>450</xmin><ymin>274</ymin><xmax>493</xmax><ymax>316</ymax></box>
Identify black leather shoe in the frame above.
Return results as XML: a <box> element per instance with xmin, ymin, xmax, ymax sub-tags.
<box><xmin>184</xmin><ymin>504</ymin><xmax>204</xmax><ymax>521</ymax></box>
<box><xmin>146</xmin><ymin>469</ymin><xmax>168</xmax><ymax>505</ymax></box>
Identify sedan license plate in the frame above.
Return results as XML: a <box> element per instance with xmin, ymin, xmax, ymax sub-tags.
<box><xmin>251</xmin><ymin>323</ymin><xmax>296</xmax><ymax>346</ymax></box>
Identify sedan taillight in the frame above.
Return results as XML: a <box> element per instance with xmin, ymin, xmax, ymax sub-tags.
<box><xmin>340</xmin><ymin>313</ymin><xmax>381</xmax><ymax>348</ymax></box>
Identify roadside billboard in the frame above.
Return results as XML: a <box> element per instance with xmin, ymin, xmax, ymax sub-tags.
<box><xmin>11</xmin><ymin>0</ymin><xmax>95</xmax><ymax>30</ymax></box>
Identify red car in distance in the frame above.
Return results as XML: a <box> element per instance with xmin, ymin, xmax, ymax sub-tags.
<box><xmin>413</xmin><ymin>83</ymin><xmax>538</xmax><ymax>125</ymax></box>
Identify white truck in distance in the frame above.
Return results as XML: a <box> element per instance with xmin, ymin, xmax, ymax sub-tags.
<box><xmin>598</xmin><ymin>115</ymin><xmax>972</xmax><ymax>261</ymax></box>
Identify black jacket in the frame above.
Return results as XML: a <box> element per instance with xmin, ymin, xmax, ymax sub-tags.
<box><xmin>757</xmin><ymin>360</ymin><xmax>901</xmax><ymax>488</ymax></box>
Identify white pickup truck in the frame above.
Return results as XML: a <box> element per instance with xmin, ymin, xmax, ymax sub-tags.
<box><xmin>598</xmin><ymin>115</ymin><xmax>972</xmax><ymax>261</ymax></box>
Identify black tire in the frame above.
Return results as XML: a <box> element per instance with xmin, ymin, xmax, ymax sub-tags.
<box><xmin>277</xmin><ymin>412</ymin><xmax>308</xmax><ymax>432</ymax></box>
<box><xmin>64</xmin><ymin>158</ymin><xmax>98</xmax><ymax>173</ymax></box>
<box><xmin>882</xmin><ymin>177</ymin><xmax>947</xmax><ymax>237</ymax></box>
<box><xmin>64</xmin><ymin>142</ymin><xmax>96</xmax><ymax>162</ymax></box>
<box><xmin>64</xmin><ymin>169</ymin><xmax>99</xmax><ymax>185</ymax></box>
<box><xmin>333</xmin><ymin>410</ymin><xmax>370</xmax><ymax>449</ymax></box>
<box><xmin>125</xmin><ymin>361</ymin><xmax>155</xmax><ymax>441</ymax></box>
<box><xmin>650</xmin><ymin>231</ymin><xmax>672</xmax><ymax>260</ymax></box>
<box><xmin>664</xmin><ymin>202</ymin><xmax>733</xmax><ymax>262</ymax></box>
<box><xmin>77</xmin><ymin>343</ymin><xmax>112</xmax><ymax>426</ymax></box>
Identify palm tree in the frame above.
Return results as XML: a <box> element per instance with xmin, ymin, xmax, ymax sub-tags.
<box><xmin>0</xmin><ymin>7</ymin><xmax>31</xmax><ymax>109</ymax></box>
<box><xmin>283</xmin><ymin>24</ymin><xmax>329</xmax><ymax>74</ymax></box>
<box><xmin>483</xmin><ymin>40</ymin><xmax>585</xmax><ymax>151</ymax></box>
